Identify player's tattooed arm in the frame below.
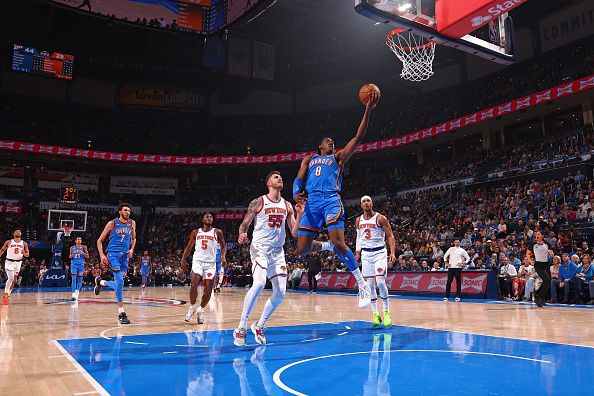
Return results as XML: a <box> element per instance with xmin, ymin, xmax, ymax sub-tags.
<box><xmin>335</xmin><ymin>92</ymin><xmax>379</xmax><ymax>166</ymax></box>
<box><xmin>83</xmin><ymin>245</ymin><xmax>90</xmax><ymax>259</ymax></box>
<box><xmin>69</xmin><ymin>246</ymin><xmax>73</xmax><ymax>259</ymax></box>
<box><xmin>0</xmin><ymin>240</ymin><xmax>9</xmax><ymax>257</ymax></box>
<box><xmin>181</xmin><ymin>229</ymin><xmax>198</xmax><ymax>273</ymax></box>
<box><xmin>127</xmin><ymin>220</ymin><xmax>137</xmax><ymax>259</ymax></box>
<box><xmin>238</xmin><ymin>197</ymin><xmax>263</xmax><ymax>244</ymax></box>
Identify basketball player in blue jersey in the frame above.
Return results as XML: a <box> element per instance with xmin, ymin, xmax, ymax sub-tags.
<box><xmin>140</xmin><ymin>251</ymin><xmax>151</xmax><ymax>291</ymax></box>
<box><xmin>69</xmin><ymin>237</ymin><xmax>89</xmax><ymax>301</ymax></box>
<box><xmin>213</xmin><ymin>245</ymin><xmax>223</xmax><ymax>293</ymax></box>
<box><xmin>94</xmin><ymin>203</ymin><xmax>136</xmax><ymax>324</ymax></box>
<box><xmin>293</xmin><ymin>91</ymin><xmax>379</xmax><ymax>308</ymax></box>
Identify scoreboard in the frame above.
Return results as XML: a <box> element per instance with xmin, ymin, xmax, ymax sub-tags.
<box><xmin>12</xmin><ymin>44</ymin><xmax>74</xmax><ymax>80</ymax></box>
<box><xmin>60</xmin><ymin>186</ymin><xmax>78</xmax><ymax>205</ymax></box>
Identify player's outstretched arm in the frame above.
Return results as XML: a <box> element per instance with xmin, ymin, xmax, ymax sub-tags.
<box><xmin>97</xmin><ymin>220</ymin><xmax>115</xmax><ymax>266</ymax></box>
<box><xmin>215</xmin><ymin>229</ymin><xmax>227</xmax><ymax>266</ymax></box>
<box><xmin>0</xmin><ymin>240</ymin><xmax>9</xmax><ymax>257</ymax></box>
<box><xmin>238</xmin><ymin>197</ymin><xmax>263</xmax><ymax>245</ymax></box>
<box><xmin>379</xmin><ymin>215</ymin><xmax>396</xmax><ymax>266</ymax></box>
<box><xmin>335</xmin><ymin>93</ymin><xmax>379</xmax><ymax>167</ymax></box>
<box><xmin>181</xmin><ymin>229</ymin><xmax>198</xmax><ymax>273</ymax></box>
<box><xmin>293</xmin><ymin>154</ymin><xmax>312</xmax><ymax>204</ymax></box>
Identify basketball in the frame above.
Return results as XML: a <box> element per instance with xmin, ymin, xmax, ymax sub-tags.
<box><xmin>359</xmin><ymin>83</ymin><xmax>381</xmax><ymax>105</ymax></box>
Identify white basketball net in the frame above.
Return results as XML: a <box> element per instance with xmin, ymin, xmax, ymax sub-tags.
<box><xmin>386</xmin><ymin>30</ymin><xmax>436</xmax><ymax>82</ymax></box>
<box><xmin>62</xmin><ymin>225</ymin><xmax>73</xmax><ymax>236</ymax></box>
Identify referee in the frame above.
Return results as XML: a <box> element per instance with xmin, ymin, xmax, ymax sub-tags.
<box><xmin>443</xmin><ymin>239</ymin><xmax>470</xmax><ymax>302</ymax></box>
<box><xmin>531</xmin><ymin>230</ymin><xmax>553</xmax><ymax>307</ymax></box>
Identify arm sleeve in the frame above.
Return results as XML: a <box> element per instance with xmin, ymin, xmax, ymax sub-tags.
<box><xmin>356</xmin><ymin>228</ymin><xmax>362</xmax><ymax>252</ymax></box>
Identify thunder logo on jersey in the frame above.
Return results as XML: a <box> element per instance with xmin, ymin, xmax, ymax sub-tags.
<box><xmin>108</xmin><ymin>218</ymin><xmax>133</xmax><ymax>253</ymax></box>
<box><xmin>305</xmin><ymin>154</ymin><xmax>343</xmax><ymax>195</ymax></box>
<box><xmin>71</xmin><ymin>246</ymin><xmax>85</xmax><ymax>264</ymax></box>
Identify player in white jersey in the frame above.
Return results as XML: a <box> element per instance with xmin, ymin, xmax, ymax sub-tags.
<box><xmin>354</xmin><ymin>196</ymin><xmax>396</xmax><ymax>327</ymax></box>
<box><xmin>1</xmin><ymin>229</ymin><xmax>30</xmax><ymax>305</ymax></box>
<box><xmin>233</xmin><ymin>171</ymin><xmax>333</xmax><ymax>346</ymax></box>
<box><xmin>181</xmin><ymin>213</ymin><xmax>227</xmax><ymax>324</ymax></box>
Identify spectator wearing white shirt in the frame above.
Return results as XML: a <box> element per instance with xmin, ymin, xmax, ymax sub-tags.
<box><xmin>288</xmin><ymin>264</ymin><xmax>303</xmax><ymax>290</ymax></box>
<box><xmin>498</xmin><ymin>257</ymin><xmax>518</xmax><ymax>300</ymax></box>
<box><xmin>443</xmin><ymin>239</ymin><xmax>470</xmax><ymax>302</ymax></box>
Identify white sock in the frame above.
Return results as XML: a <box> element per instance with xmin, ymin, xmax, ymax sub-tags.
<box><xmin>351</xmin><ymin>268</ymin><xmax>365</xmax><ymax>286</ymax></box>
<box><xmin>100</xmin><ymin>280</ymin><xmax>107</xmax><ymax>286</ymax></box>
<box><xmin>197</xmin><ymin>306</ymin><xmax>204</xmax><ymax>312</ymax></box>
<box><xmin>381</xmin><ymin>297</ymin><xmax>389</xmax><ymax>311</ymax></box>
<box><xmin>118</xmin><ymin>307</ymin><xmax>125</xmax><ymax>314</ymax></box>
<box><xmin>371</xmin><ymin>299</ymin><xmax>379</xmax><ymax>314</ymax></box>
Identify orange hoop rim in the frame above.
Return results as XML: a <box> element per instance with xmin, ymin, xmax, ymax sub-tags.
<box><xmin>386</xmin><ymin>28</ymin><xmax>436</xmax><ymax>51</ymax></box>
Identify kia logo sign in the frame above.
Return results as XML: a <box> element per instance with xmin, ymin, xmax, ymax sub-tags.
<box><xmin>45</xmin><ymin>274</ymin><xmax>66</xmax><ymax>280</ymax></box>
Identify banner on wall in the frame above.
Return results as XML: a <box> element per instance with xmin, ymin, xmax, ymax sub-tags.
<box><xmin>299</xmin><ymin>271</ymin><xmax>490</xmax><ymax>294</ymax></box>
<box><xmin>2</xmin><ymin>74</ymin><xmax>594</xmax><ymax>165</ymax></box>
<box><xmin>0</xmin><ymin>204</ymin><xmax>21</xmax><ymax>214</ymax></box>
<box><xmin>119</xmin><ymin>86</ymin><xmax>208</xmax><ymax>110</ymax></box>
<box><xmin>215</xmin><ymin>212</ymin><xmax>247</xmax><ymax>221</ymax></box>
<box><xmin>0</xmin><ymin>167</ymin><xmax>98</xmax><ymax>191</ymax></box>
<box><xmin>252</xmin><ymin>41</ymin><xmax>275</xmax><ymax>80</ymax></box>
<box><xmin>539</xmin><ymin>1</ymin><xmax>594</xmax><ymax>52</ymax></box>
<box><xmin>227</xmin><ymin>36</ymin><xmax>251</xmax><ymax>78</ymax></box>
<box><xmin>110</xmin><ymin>176</ymin><xmax>178</xmax><ymax>196</ymax></box>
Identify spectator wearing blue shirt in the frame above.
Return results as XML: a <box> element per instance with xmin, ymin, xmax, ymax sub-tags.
<box><xmin>576</xmin><ymin>254</ymin><xmax>594</xmax><ymax>304</ymax></box>
<box><xmin>509</xmin><ymin>253</ymin><xmax>522</xmax><ymax>271</ymax></box>
<box><xmin>558</xmin><ymin>253</ymin><xmax>580</xmax><ymax>303</ymax></box>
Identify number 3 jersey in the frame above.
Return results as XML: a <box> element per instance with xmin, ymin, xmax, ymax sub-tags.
<box><xmin>252</xmin><ymin>195</ymin><xmax>288</xmax><ymax>248</ymax></box>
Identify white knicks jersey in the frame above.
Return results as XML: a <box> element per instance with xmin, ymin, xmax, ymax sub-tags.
<box><xmin>358</xmin><ymin>213</ymin><xmax>385</xmax><ymax>249</ymax></box>
<box><xmin>6</xmin><ymin>239</ymin><xmax>25</xmax><ymax>261</ymax></box>
<box><xmin>193</xmin><ymin>228</ymin><xmax>218</xmax><ymax>263</ymax></box>
<box><xmin>252</xmin><ymin>195</ymin><xmax>288</xmax><ymax>248</ymax></box>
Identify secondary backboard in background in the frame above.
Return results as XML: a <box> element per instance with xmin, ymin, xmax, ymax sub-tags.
<box><xmin>47</xmin><ymin>209</ymin><xmax>88</xmax><ymax>233</ymax></box>
<box><xmin>355</xmin><ymin>0</ymin><xmax>516</xmax><ymax>65</ymax></box>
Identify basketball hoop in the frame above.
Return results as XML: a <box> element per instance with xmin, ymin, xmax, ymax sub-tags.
<box><xmin>386</xmin><ymin>29</ymin><xmax>436</xmax><ymax>82</ymax></box>
<box><xmin>61</xmin><ymin>225</ymin><xmax>73</xmax><ymax>237</ymax></box>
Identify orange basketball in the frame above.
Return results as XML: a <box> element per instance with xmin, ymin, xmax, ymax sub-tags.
<box><xmin>358</xmin><ymin>83</ymin><xmax>381</xmax><ymax>105</ymax></box>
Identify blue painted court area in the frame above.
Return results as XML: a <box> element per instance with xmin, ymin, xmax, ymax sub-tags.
<box><xmin>57</xmin><ymin>321</ymin><xmax>594</xmax><ymax>395</ymax></box>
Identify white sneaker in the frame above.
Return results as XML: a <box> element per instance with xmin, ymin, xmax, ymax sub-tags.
<box><xmin>197</xmin><ymin>307</ymin><xmax>205</xmax><ymax>324</ymax></box>
<box><xmin>184</xmin><ymin>306</ymin><xmax>195</xmax><ymax>322</ymax></box>
<box><xmin>454</xmin><ymin>297</ymin><xmax>461</xmax><ymax>302</ymax></box>
<box><xmin>251</xmin><ymin>322</ymin><xmax>266</xmax><ymax>345</ymax></box>
<box><xmin>443</xmin><ymin>297</ymin><xmax>448</xmax><ymax>302</ymax></box>
<box><xmin>357</xmin><ymin>282</ymin><xmax>371</xmax><ymax>309</ymax></box>
<box><xmin>233</xmin><ymin>328</ymin><xmax>247</xmax><ymax>346</ymax></box>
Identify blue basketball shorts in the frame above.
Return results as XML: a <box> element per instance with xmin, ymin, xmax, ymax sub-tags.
<box><xmin>71</xmin><ymin>263</ymin><xmax>85</xmax><ymax>276</ymax></box>
<box><xmin>298</xmin><ymin>193</ymin><xmax>345</xmax><ymax>236</ymax></box>
<box><xmin>107</xmin><ymin>251</ymin><xmax>129</xmax><ymax>273</ymax></box>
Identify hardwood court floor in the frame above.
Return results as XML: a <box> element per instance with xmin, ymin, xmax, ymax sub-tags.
<box><xmin>1</xmin><ymin>287</ymin><xmax>593</xmax><ymax>395</ymax></box>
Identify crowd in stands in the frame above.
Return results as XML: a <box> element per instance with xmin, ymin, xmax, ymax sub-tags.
<box><xmin>1</xmin><ymin>37</ymin><xmax>592</xmax><ymax>159</ymax></box>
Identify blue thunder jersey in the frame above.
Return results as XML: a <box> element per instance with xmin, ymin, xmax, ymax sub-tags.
<box><xmin>305</xmin><ymin>154</ymin><xmax>343</xmax><ymax>195</ymax></box>
<box><xmin>141</xmin><ymin>257</ymin><xmax>150</xmax><ymax>271</ymax></box>
<box><xmin>107</xmin><ymin>218</ymin><xmax>133</xmax><ymax>253</ymax></box>
<box><xmin>216</xmin><ymin>245</ymin><xmax>222</xmax><ymax>264</ymax></box>
<box><xmin>71</xmin><ymin>246</ymin><xmax>85</xmax><ymax>265</ymax></box>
